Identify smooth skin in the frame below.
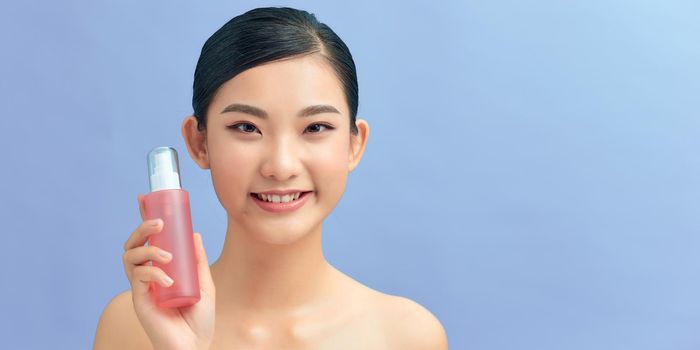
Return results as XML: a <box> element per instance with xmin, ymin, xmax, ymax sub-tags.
<box><xmin>94</xmin><ymin>53</ymin><xmax>448</xmax><ymax>350</ymax></box>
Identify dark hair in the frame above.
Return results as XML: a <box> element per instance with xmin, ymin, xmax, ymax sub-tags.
<box><xmin>192</xmin><ymin>6</ymin><xmax>359</xmax><ymax>135</ymax></box>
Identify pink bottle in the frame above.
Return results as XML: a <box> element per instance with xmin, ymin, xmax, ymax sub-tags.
<box><xmin>143</xmin><ymin>146</ymin><xmax>200</xmax><ymax>308</ymax></box>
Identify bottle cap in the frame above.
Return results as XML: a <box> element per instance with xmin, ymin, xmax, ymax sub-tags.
<box><xmin>147</xmin><ymin>146</ymin><xmax>182</xmax><ymax>192</ymax></box>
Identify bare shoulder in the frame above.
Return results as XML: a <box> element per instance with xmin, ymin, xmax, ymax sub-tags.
<box><xmin>331</xmin><ymin>268</ymin><xmax>448</xmax><ymax>349</ymax></box>
<box><xmin>372</xmin><ymin>292</ymin><xmax>449</xmax><ymax>350</ymax></box>
<box><xmin>93</xmin><ymin>289</ymin><xmax>152</xmax><ymax>350</ymax></box>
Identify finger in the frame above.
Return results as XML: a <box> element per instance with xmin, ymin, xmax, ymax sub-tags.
<box><xmin>123</xmin><ymin>219</ymin><xmax>163</xmax><ymax>252</ymax></box>
<box><xmin>123</xmin><ymin>245</ymin><xmax>172</xmax><ymax>271</ymax></box>
<box><xmin>124</xmin><ymin>257</ymin><xmax>156</xmax><ymax>283</ymax></box>
<box><xmin>131</xmin><ymin>265</ymin><xmax>174</xmax><ymax>300</ymax></box>
<box><xmin>193</xmin><ymin>233</ymin><xmax>215</xmax><ymax>296</ymax></box>
<box><xmin>137</xmin><ymin>194</ymin><xmax>146</xmax><ymax>221</ymax></box>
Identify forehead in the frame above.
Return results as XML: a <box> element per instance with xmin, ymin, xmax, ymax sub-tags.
<box><xmin>211</xmin><ymin>54</ymin><xmax>347</xmax><ymax>116</ymax></box>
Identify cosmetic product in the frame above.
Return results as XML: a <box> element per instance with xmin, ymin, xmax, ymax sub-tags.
<box><xmin>143</xmin><ymin>146</ymin><xmax>200</xmax><ymax>308</ymax></box>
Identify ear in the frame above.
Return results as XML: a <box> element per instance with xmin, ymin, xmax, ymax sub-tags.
<box><xmin>348</xmin><ymin>118</ymin><xmax>369</xmax><ymax>172</ymax></box>
<box><xmin>182</xmin><ymin>115</ymin><xmax>210</xmax><ymax>169</ymax></box>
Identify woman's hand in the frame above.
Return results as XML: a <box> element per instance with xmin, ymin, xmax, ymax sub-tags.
<box><xmin>121</xmin><ymin>194</ymin><xmax>216</xmax><ymax>350</ymax></box>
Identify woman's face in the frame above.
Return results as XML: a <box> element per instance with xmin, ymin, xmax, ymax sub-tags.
<box><xmin>186</xmin><ymin>54</ymin><xmax>367</xmax><ymax>244</ymax></box>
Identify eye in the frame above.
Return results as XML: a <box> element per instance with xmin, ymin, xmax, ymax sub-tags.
<box><xmin>227</xmin><ymin>123</ymin><xmax>260</xmax><ymax>134</ymax></box>
<box><xmin>305</xmin><ymin>123</ymin><xmax>335</xmax><ymax>134</ymax></box>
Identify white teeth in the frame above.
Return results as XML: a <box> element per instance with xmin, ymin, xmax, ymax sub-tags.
<box><xmin>257</xmin><ymin>192</ymin><xmax>303</xmax><ymax>203</ymax></box>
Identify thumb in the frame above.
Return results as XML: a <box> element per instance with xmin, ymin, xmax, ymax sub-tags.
<box><xmin>193</xmin><ymin>232</ymin><xmax>215</xmax><ymax>296</ymax></box>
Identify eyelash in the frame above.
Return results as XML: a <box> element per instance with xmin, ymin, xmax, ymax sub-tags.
<box><xmin>227</xmin><ymin>122</ymin><xmax>335</xmax><ymax>135</ymax></box>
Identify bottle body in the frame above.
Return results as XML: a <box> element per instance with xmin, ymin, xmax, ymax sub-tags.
<box><xmin>143</xmin><ymin>188</ymin><xmax>200</xmax><ymax>308</ymax></box>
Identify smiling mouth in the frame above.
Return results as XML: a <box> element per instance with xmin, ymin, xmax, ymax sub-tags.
<box><xmin>250</xmin><ymin>191</ymin><xmax>313</xmax><ymax>203</ymax></box>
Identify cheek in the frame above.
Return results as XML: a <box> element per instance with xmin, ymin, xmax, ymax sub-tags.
<box><xmin>208</xmin><ymin>142</ymin><xmax>258</xmax><ymax>209</ymax></box>
<box><xmin>311</xmin><ymin>138</ymin><xmax>350</xmax><ymax>196</ymax></box>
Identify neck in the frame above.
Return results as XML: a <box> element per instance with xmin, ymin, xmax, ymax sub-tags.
<box><xmin>210</xmin><ymin>216</ymin><xmax>335</xmax><ymax>314</ymax></box>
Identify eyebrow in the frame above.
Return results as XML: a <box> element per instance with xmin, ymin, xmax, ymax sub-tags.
<box><xmin>220</xmin><ymin>103</ymin><xmax>341</xmax><ymax>119</ymax></box>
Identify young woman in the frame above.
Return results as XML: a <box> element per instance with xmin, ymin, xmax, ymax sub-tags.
<box><xmin>94</xmin><ymin>6</ymin><xmax>448</xmax><ymax>350</ymax></box>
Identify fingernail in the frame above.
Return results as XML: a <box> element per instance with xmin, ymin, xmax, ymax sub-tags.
<box><xmin>149</xmin><ymin>219</ymin><xmax>161</xmax><ymax>226</ymax></box>
<box><xmin>159</xmin><ymin>249</ymin><xmax>172</xmax><ymax>259</ymax></box>
<box><xmin>163</xmin><ymin>275</ymin><xmax>174</xmax><ymax>286</ymax></box>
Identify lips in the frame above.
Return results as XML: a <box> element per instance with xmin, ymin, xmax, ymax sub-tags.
<box><xmin>250</xmin><ymin>191</ymin><xmax>313</xmax><ymax>213</ymax></box>
<box><xmin>250</xmin><ymin>191</ymin><xmax>312</xmax><ymax>200</ymax></box>
<box><xmin>252</xmin><ymin>189</ymin><xmax>312</xmax><ymax>196</ymax></box>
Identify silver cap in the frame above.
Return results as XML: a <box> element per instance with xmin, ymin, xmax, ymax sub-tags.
<box><xmin>147</xmin><ymin>146</ymin><xmax>182</xmax><ymax>192</ymax></box>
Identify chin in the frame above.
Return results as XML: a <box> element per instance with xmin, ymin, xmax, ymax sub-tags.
<box><xmin>250</xmin><ymin>226</ymin><xmax>316</xmax><ymax>245</ymax></box>
<box><xmin>243</xmin><ymin>215</ymin><xmax>323</xmax><ymax>245</ymax></box>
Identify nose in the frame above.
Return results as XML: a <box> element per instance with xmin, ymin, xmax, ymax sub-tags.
<box><xmin>260</xmin><ymin>136</ymin><xmax>303</xmax><ymax>182</ymax></box>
